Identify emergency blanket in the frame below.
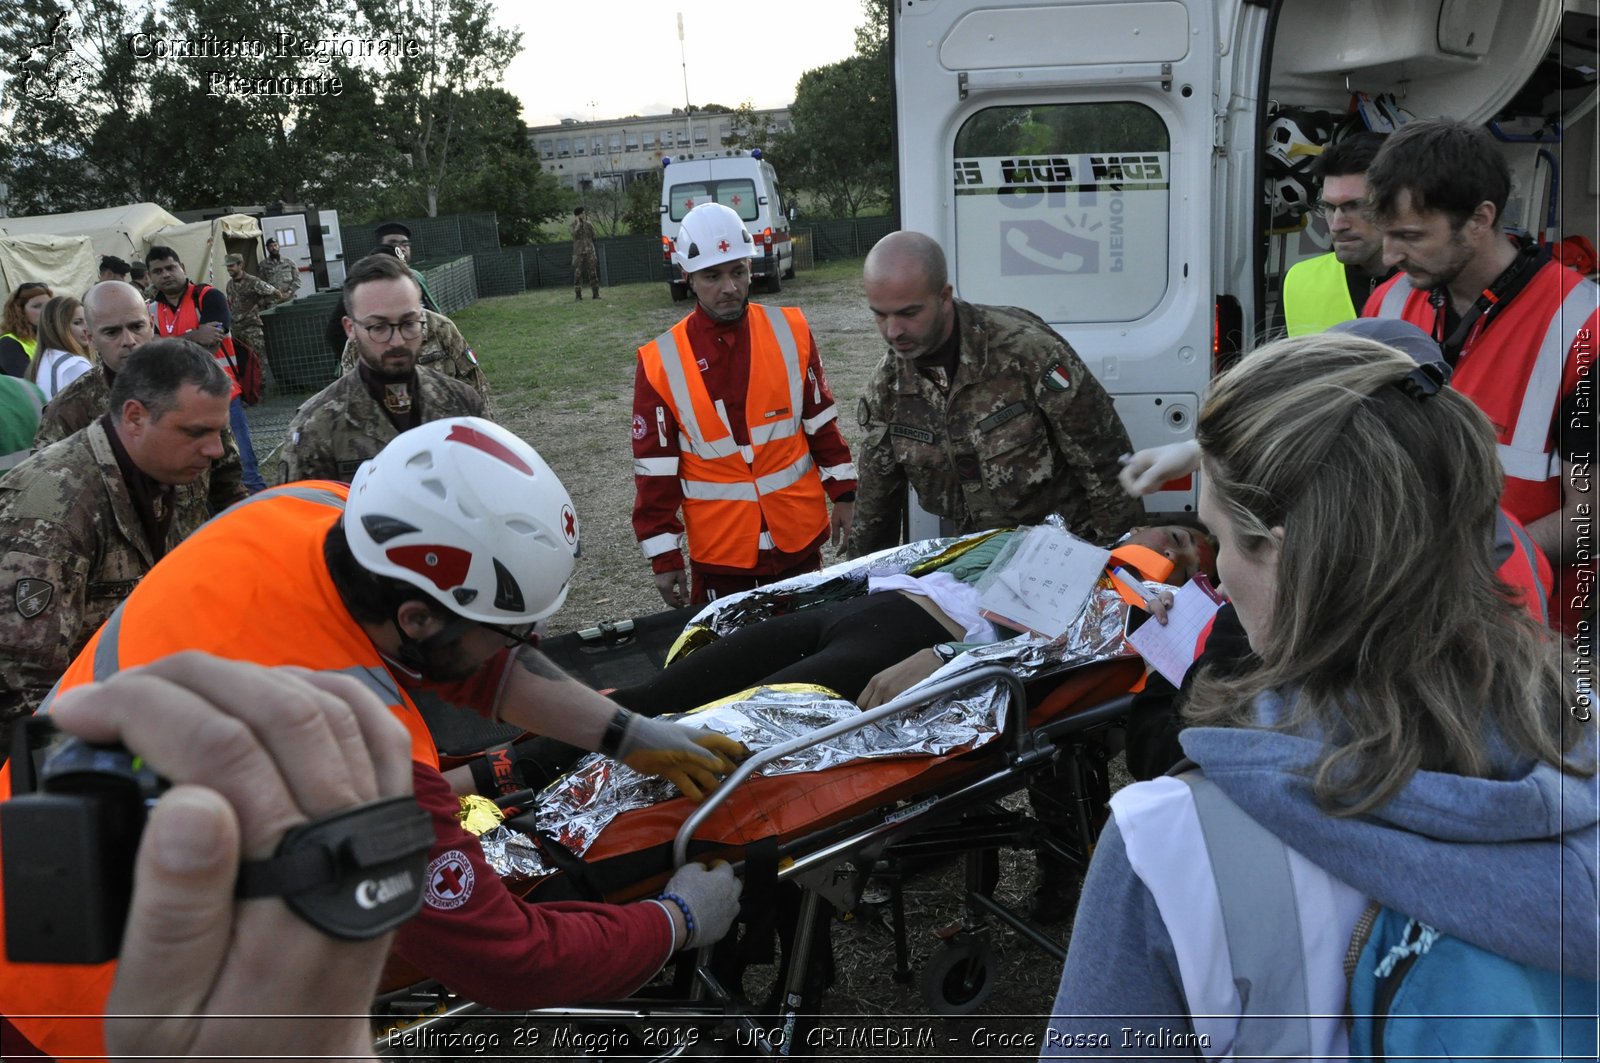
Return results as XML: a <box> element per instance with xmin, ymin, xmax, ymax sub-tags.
<box><xmin>476</xmin><ymin>523</ymin><xmax>1154</xmax><ymax>898</ymax></box>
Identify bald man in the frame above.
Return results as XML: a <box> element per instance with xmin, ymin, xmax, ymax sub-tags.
<box><xmin>849</xmin><ymin>231</ymin><xmax>1140</xmax><ymax>556</ymax></box>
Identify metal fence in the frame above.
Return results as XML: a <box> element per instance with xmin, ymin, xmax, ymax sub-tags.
<box><xmin>339</xmin><ymin>212</ymin><xmax>501</xmax><ymax>264</ymax></box>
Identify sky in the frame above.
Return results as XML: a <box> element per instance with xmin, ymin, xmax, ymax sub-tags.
<box><xmin>504</xmin><ymin>1</ymin><xmax>866</xmax><ymax>127</ymax></box>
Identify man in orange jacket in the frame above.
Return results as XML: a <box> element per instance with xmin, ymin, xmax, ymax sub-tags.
<box><xmin>0</xmin><ymin>418</ymin><xmax>746</xmax><ymax>1060</ymax></box>
<box><xmin>634</xmin><ymin>202</ymin><xmax>857</xmax><ymax>606</ymax></box>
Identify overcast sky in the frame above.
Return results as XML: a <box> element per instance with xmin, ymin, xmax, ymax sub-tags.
<box><xmin>504</xmin><ymin>2</ymin><xmax>866</xmax><ymax>127</ymax></box>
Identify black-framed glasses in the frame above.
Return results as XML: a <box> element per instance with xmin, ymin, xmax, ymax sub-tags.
<box><xmin>354</xmin><ymin>317</ymin><xmax>425</xmax><ymax>342</ymax></box>
<box><xmin>480</xmin><ymin>621</ymin><xmax>537</xmax><ymax>648</ymax></box>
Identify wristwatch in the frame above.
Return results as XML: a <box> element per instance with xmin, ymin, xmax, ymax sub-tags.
<box><xmin>931</xmin><ymin>643</ymin><xmax>960</xmax><ymax>663</ymax></box>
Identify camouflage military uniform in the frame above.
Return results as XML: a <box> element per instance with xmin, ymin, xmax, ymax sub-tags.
<box><xmin>850</xmin><ymin>299</ymin><xmax>1141</xmax><ymax>555</ymax></box>
<box><xmin>33</xmin><ymin>367</ymin><xmax>249</xmax><ymax>514</ymax></box>
<box><xmin>259</xmin><ymin>255</ymin><xmax>300</xmax><ymax>300</ymax></box>
<box><xmin>281</xmin><ymin>364</ymin><xmax>484</xmax><ymax>482</ymax></box>
<box><xmin>0</xmin><ymin>420</ymin><xmax>211</xmax><ymax>723</ymax></box>
<box><xmin>337</xmin><ymin>308</ymin><xmax>491</xmax><ymax>411</ymax></box>
<box><xmin>226</xmin><ymin>272</ymin><xmax>285</xmax><ymax>358</ymax></box>
<box><xmin>571</xmin><ymin>214</ymin><xmax>599</xmax><ymax>293</ymax></box>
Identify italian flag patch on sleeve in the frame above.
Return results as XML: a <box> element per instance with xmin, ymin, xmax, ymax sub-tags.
<box><xmin>1044</xmin><ymin>362</ymin><xmax>1072</xmax><ymax>392</ymax></box>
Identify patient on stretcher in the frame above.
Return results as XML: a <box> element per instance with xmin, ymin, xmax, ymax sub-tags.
<box><xmin>608</xmin><ymin>522</ymin><xmax>1217</xmax><ymax>717</ymax></box>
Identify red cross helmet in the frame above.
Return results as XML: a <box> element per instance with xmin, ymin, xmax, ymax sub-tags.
<box><xmin>673</xmin><ymin>201</ymin><xmax>754</xmax><ymax>274</ymax></box>
<box><xmin>345</xmin><ymin>417</ymin><xmax>580</xmax><ymax>624</ymax></box>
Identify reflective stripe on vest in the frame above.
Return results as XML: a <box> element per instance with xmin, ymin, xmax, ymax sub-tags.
<box><xmin>1282</xmin><ymin>253</ymin><xmax>1357</xmax><ymax>336</ymax></box>
<box><xmin>153</xmin><ymin>283</ymin><xmax>242</xmax><ymax>399</ymax></box>
<box><xmin>1376</xmin><ymin>273</ymin><xmax>1414</xmax><ymax>318</ymax></box>
<box><xmin>1496</xmin><ymin>509</ymin><xmax>1551</xmax><ymax>627</ymax></box>
<box><xmin>1502</xmin><ymin>279</ymin><xmax>1599</xmax><ymax>480</ymax></box>
<box><xmin>638</xmin><ymin>305</ymin><xmax>828</xmax><ymax>567</ymax></box>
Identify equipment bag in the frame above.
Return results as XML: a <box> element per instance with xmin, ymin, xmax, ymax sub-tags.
<box><xmin>1346</xmin><ymin>903</ymin><xmax>1598</xmax><ymax>1062</ymax></box>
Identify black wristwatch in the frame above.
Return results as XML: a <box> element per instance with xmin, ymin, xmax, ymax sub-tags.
<box><xmin>599</xmin><ymin>707</ymin><xmax>633</xmax><ymax>757</ymax></box>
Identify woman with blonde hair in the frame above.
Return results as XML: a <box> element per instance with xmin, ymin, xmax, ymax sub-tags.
<box><xmin>27</xmin><ymin>295</ymin><xmax>95</xmax><ymax>401</ymax></box>
<box><xmin>1045</xmin><ymin>333</ymin><xmax>1594</xmax><ymax>1058</ymax></box>
<box><xmin>0</xmin><ymin>282</ymin><xmax>52</xmax><ymax>378</ymax></box>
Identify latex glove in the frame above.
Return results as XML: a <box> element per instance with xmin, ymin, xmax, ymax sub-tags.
<box><xmin>654</xmin><ymin>568</ymin><xmax>688</xmax><ymax>608</ymax></box>
<box><xmin>661</xmin><ymin>861</ymin><xmax>742</xmax><ymax>950</ymax></box>
<box><xmin>857</xmin><ymin>647</ymin><xmax>943</xmax><ymax>709</ymax></box>
<box><xmin>616</xmin><ymin>712</ymin><xmax>748</xmax><ymax>801</ymax></box>
<box><xmin>1118</xmin><ymin>440</ymin><xmax>1201</xmax><ymax>498</ymax></box>
<box><xmin>829</xmin><ymin>501</ymin><xmax>855</xmax><ymax>551</ymax></box>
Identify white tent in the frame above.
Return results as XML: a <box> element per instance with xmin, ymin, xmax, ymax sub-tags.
<box><xmin>0</xmin><ymin>203</ymin><xmax>264</xmax><ymax>292</ymax></box>
<box><xmin>0</xmin><ymin>233</ymin><xmax>100</xmax><ymax>300</ymax></box>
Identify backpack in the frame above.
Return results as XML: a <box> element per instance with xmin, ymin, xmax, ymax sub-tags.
<box><xmin>228</xmin><ymin>339</ymin><xmax>265</xmax><ymax>406</ymax></box>
<box><xmin>1346</xmin><ymin>903</ymin><xmax>1598</xmax><ymax>1062</ymax></box>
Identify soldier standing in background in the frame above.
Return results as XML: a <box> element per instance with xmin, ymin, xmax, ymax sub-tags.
<box><xmin>257</xmin><ymin>238</ymin><xmax>300</xmax><ymax>301</ymax></box>
<box><xmin>225</xmin><ymin>253</ymin><xmax>285</xmax><ymax>391</ymax></box>
<box><xmin>571</xmin><ymin>206</ymin><xmax>601</xmax><ymax>301</ymax></box>
<box><xmin>848</xmin><ymin>230</ymin><xmax>1141</xmax><ymax>556</ymax></box>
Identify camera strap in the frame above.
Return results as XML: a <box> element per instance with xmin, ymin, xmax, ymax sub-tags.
<box><xmin>235</xmin><ymin>796</ymin><xmax>435</xmax><ymax>940</ymax></box>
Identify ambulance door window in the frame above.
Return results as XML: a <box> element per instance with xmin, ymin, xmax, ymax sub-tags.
<box><xmin>953</xmin><ymin>102</ymin><xmax>1171</xmax><ymax>323</ymax></box>
<box><xmin>713</xmin><ymin>179</ymin><xmax>760</xmax><ymax>222</ymax></box>
<box><xmin>668</xmin><ymin>182</ymin><xmax>711</xmax><ymax>222</ymax></box>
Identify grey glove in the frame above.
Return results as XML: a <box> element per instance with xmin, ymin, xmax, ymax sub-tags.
<box><xmin>660</xmin><ymin>861</ymin><xmax>742</xmax><ymax>950</ymax></box>
<box><xmin>611</xmin><ymin>711</ymin><xmax>747</xmax><ymax>801</ymax></box>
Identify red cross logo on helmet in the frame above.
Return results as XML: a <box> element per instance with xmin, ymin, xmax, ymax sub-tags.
<box><xmin>717</xmin><ymin>239</ymin><xmax>730</xmax><ymax>252</ymax></box>
<box><xmin>561</xmin><ymin>504</ymin><xmax>578</xmax><ymax>545</ymax></box>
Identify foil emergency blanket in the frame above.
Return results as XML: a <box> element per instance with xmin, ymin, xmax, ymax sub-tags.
<box><xmin>477</xmin><ymin>569</ymin><xmax>1149</xmax><ymax>883</ymax></box>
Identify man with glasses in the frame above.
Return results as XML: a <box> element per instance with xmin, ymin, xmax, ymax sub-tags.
<box><xmin>282</xmin><ymin>254</ymin><xmax>483</xmax><ymax>482</ymax></box>
<box><xmin>1280</xmin><ymin>132</ymin><xmax>1391</xmax><ymax>336</ymax></box>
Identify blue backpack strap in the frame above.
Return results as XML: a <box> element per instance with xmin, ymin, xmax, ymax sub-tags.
<box><xmin>1181</xmin><ymin>773</ymin><xmax>1315</xmax><ymax>1058</ymax></box>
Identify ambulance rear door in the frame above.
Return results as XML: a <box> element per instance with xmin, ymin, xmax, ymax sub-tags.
<box><xmin>895</xmin><ymin>0</ymin><xmax>1232</xmax><ymax>519</ymax></box>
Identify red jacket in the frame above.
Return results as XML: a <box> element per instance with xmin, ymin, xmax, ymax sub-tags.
<box><xmin>632</xmin><ymin>302</ymin><xmax>857</xmax><ymax>576</ymax></box>
<box><xmin>0</xmin><ymin>484</ymin><xmax>673</xmax><ymax>1060</ymax></box>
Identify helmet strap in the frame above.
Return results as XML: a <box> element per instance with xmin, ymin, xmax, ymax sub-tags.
<box><xmin>391</xmin><ymin>604</ymin><xmax>477</xmax><ymax>677</ymax></box>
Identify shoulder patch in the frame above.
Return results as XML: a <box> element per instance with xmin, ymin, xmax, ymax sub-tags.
<box><xmin>424</xmin><ymin>849</ymin><xmax>475</xmax><ymax>910</ymax></box>
<box><xmin>889</xmin><ymin>424</ymin><xmax>937</xmax><ymax>445</ymax></box>
<box><xmin>1043</xmin><ymin>362</ymin><xmax>1072</xmax><ymax>392</ymax></box>
<box><xmin>857</xmin><ymin>396</ymin><xmax>873</xmax><ymax>428</ymax></box>
<box><xmin>631</xmin><ymin>413</ymin><xmax>648</xmax><ymax>441</ymax></box>
<box><xmin>14</xmin><ymin>579</ymin><xmax>53</xmax><ymax>619</ymax></box>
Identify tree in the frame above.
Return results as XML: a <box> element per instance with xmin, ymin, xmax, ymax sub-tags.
<box><xmin>430</xmin><ymin>88</ymin><xmax>566</xmax><ymax>245</ymax></box>
<box><xmin>353</xmin><ymin>0</ymin><xmax>522</xmax><ymax>217</ymax></box>
<box><xmin>724</xmin><ymin>101</ymin><xmax>777</xmax><ymax>154</ymax></box>
<box><xmin>776</xmin><ymin>54</ymin><xmax>892</xmax><ymax>217</ymax></box>
<box><xmin>621</xmin><ymin>167</ymin><xmax>663</xmax><ymax>236</ymax></box>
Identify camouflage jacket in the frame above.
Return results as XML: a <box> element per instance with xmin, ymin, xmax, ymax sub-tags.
<box><xmin>338</xmin><ymin>309</ymin><xmax>491</xmax><ymax>409</ymax></box>
<box><xmin>850</xmin><ymin>299</ymin><xmax>1140</xmax><ymax>556</ymax></box>
<box><xmin>33</xmin><ymin>367</ymin><xmax>249</xmax><ymax>514</ymax></box>
<box><xmin>282</xmin><ymin>364</ymin><xmax>485</xmax><ymax>483</ymax></box>
<box><xmin>227</xmin><ymin>273</ymin><xmax>285</xmax><ymax>349</ymax></box>
<box><xmin>259</xmin><ymin>256</ymin><xmax>300</xmax><ymax>299</ymax></box>
<box><xmin>570</xmin><ymin>216</ymin><xmax>597</xmax><ymax>252</ymax></box>
<box><xmin>0</xmin><ymin>420</ymin><xmax>211</xmax><ymax>721</ymax></box>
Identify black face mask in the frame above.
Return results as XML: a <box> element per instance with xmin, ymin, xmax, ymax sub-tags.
<box><xmin>392</xmin><ymin>611</ymin><xmax>479</xmax><ymax>683</ymax></box>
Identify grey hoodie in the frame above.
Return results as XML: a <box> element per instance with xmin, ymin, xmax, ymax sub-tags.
<box><xmin>1043</xmin><ymin>695</ymin><xmax>1599</xmax><ymax>1058</ymax></box>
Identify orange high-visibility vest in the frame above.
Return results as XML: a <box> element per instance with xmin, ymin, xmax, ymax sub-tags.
<box><xmin>638</xmin><ymin>304</ymin><xmax>828</xmax><ymax>568</ymax></box>
<box><xmin>152</xmin><ymin>282</ymin><xmax>242</xmax><ymax>400</ymax></box>
<box><xmin>0</xmin><ymin>482</ymin><xmax>440</xmax><ymax>1061</ymax></box>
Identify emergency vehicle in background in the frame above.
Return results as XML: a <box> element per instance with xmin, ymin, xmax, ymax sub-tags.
<box><xmin>893</xmin><ymin>0</ymin><xmax>1598</xmax><ymax>523</ymax></box>
<box><xmin>660</xmin><ymin>149</ymin><xmax>795</xmax><ymax>300</ymax></box>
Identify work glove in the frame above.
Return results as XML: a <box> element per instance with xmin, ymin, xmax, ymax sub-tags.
<box><xmin>1117</xmin><ymin>440</ymin><xmax>1201</xmax><ymax>498</ymax></box>
<box><xmin>615</xmin><ymin>712</ymin><xmax>748</xmax><ymax>801</ymax></box>
<box><xmin>660</xmin><ymin>861</ymin><xmax>742</xmax><ymax>950</ymax></box>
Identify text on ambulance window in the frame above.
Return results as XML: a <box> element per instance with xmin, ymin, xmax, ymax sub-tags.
<box><xmin>952</xmin><ymin>103</ymin><xmax>1171</xmax><ymax>322</ymax></box>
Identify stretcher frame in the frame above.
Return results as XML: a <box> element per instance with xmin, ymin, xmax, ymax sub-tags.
<box><xmin>374</xmin><ymin>660</ymin><xmax>1132</xmax><ymax>1058</ymax></box>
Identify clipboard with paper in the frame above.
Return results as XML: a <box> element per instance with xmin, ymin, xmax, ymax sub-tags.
<box><xmin>971</xmin><ymin>526</ymin><xmax>1111</xmax><ymax>638</ymax></box>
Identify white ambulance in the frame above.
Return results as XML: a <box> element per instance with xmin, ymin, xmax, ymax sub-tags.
<box><xmin>659</xmin><ymin>149</ymin><xmax>795</xmax><ymax>300</ymax></box>
<box><xmin>893</xmin><ymin>0</ymin><xmax>1597</xmax><ymax>517</ymax></box>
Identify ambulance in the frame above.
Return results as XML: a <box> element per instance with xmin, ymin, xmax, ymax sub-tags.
<box><xmin>660</xmin><ymin>149</ymin><xmax>795</xmax><ymax>300</ymax></box>
<box><xmin>893</xmin><ymin>0</ymin><xmax>1597</xmax><ymax>516</ymax></box>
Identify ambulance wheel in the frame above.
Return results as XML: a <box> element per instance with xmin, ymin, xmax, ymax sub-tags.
<box><xmin>782</xmin><ymin>257</ymin><xmax>795</xmax><ymax>280</ymax></box>
<box><xmin>669</xmin><ymin>280</ymin><xmax>690</xmax><ymax>302</ymax></box>
<box><xmin>919</xmin><ymin>935</ymin><xmax>995</xmax><ymax>1015</ymax></box>
<box><xmin>762</xmin><ymin>269</ymin><xmax>782</xmax><ymax>294</ymax></box>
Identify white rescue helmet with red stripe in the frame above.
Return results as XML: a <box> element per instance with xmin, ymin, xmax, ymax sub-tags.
<box><xmin>673</xmin><ymin>202</ymin><xmax>755</xmax><ymax>274</ymax></box>
<box><xmin>345</xmin><ymin>417</ymin><xmax>580</xmax><ymax>624</ymax></box>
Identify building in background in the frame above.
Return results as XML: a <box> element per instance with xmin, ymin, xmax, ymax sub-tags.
<box><xmin>527</xmin><ymin>108</ymin><xmax>791</xmax><ymax>193</ymax></box>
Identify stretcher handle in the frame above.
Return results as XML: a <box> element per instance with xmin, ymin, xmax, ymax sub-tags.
<box><xmin>671</xmin><ymin>664</ymin><xmax>1026</xmax><ymax>868</ymax></box>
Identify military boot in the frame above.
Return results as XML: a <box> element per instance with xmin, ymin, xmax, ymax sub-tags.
<box><xmin>574</xmin><ymin>288</ymin><xmax>583</xmax><ymax>301</ymax></box>
<box><xmin>592</xmin><ymin>285</ymin><xmax>602</xmax><ymax>299</ymax></box>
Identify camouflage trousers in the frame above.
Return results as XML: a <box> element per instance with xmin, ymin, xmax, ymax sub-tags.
<box><xmin>573</xmin><ymin>248</ymin><xmax>599</xmax><ymax>289</ymax></box>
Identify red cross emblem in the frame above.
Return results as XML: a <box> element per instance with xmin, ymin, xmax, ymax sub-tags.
<box><xmin>561</xmin><ymin>504</ymin><xmax>578</xmax><ymax>544</ymax></box>
<box><xmin>424</xmin><ymin>850</ymin><xmax>475</xmax><ymax>909</ymax></box>
<box><xmin>718</xmin><ymin>239</ymin><xmax>730</xmax><ymax>252</ymax></box>
<box><xmin>683</xmin><ymin>198</ymin><xmax>694</xmax><ymax>209</ymax></box>
<box><xmin>731</xmin><ymin>195</ymin><xmax>741</xmax><ymax>205</ymax></box>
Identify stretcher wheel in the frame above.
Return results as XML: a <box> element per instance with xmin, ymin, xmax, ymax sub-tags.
<box><xmin>918</xmin><ymin>935</ymin><xmax>995</xmax><ymax>1015</ymax></box>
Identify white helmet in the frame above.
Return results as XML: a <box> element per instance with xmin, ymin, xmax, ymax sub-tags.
<box><xmin>346</xmin><ymin>417</ymin><xmax>580</xmax><ymax>624</ymax></box>
<box><xmin>673</xmin><ymin>202</ymin><xmax>754</xmax><ymax>274</ymax></box>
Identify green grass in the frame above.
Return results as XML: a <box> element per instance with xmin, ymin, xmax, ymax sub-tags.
<box><xmin>452</xmin><ymin>258</ymin><xmax>870</xmax><ymax>416</ymax></box>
